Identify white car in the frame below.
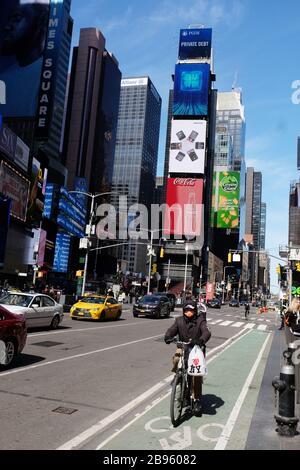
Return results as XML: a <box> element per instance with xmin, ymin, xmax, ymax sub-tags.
<box><xmin>0</xmin><ymin>292</ymin><xmax>64</xmax><ymax>329</ymax></box>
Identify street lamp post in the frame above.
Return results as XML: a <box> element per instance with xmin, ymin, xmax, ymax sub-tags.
<box><xmin>69</xmin><ymin>191</ymin><xmax>118</xmax><ymax>296</ymax></box>
<box><xmin>183</xmin><ymin>244</ymin><xmax>189</xmax><ymax>293</ymax></box>
<box><xmin>138</xmin><ymin>228</ymin><xmax>164</xmax><ymax>295</ymax></box>
<box><xmin>222</xmin><ymin>266</ymin><xmax>232</xmax><ymax>304</ymax></box>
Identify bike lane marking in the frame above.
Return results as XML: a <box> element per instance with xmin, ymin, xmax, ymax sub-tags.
<box><xmin>214</xmin><ymin>332</ymin><xmax>271</xmax><ymax>450</ymax></box>
<box><xmin>95</xmin><ymin>331</ymin><xmax>270</xmax><ymax>451</ymax></box>
<box><xmin>58</xmin><ymin>328</ymin><xmax>251</xmax><ymax>450</ymax></box>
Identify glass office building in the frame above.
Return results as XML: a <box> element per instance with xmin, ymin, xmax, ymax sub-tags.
<box><xmin>112</xmin><ymin>77</ymin><xmax>162</xmax><ymax>274</ymax></box>
<box><xmin>260</xmin><ymin>202</ymin><xmax>266</xmax><ymax>250</ymax></box>
<box><xmin>216</xmin><ymin>91</ymin><xmax>246</xmax><ymax>171</ymax></box>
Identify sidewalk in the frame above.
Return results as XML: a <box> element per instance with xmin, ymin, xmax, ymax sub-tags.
<box><xmin>246</xmin><ymin>329</ymin><xmax>300</xmax><ymax>450</ymax></box>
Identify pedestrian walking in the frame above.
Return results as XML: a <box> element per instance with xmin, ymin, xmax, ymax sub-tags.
<box><xmin>284</xmin><ymin>298</ymin><xmax>300</xmax><ymax>335</ymax></box>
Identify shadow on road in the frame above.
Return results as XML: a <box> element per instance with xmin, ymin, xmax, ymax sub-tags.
<box><xmin>201</xmin><ymin>394</ymin><xmax>225</xmax><ymax>415</ymax></box>
<box><xmin>0</xmin><ymin>353</ymin><xmax>45</xmax><ymax>372</ymax></box>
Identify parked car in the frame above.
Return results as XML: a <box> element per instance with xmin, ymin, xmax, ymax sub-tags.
<box><xmin>207</xmin><ymin>298</ymin><xmax>221</xmax><ymax>309</ymax></box>
<box><xmin>133</xmin><ymin>295</ymin><xmax>171</xmax><ymax>319</ymax></box>
<box><xmin>156</xmin><ymin>292</ymin><xmax>176</xmax><ymax>311</ymax></box>
<box><xmin>0</xmin><ymin>292</ymin><xmax>63</xmax><ymax>329</ymax></box>
<box><xmin>70</xmin><ymin>296</ymin><xmax>122</xmax><ymax>321</ymax></box>
<box><xmin>0</xmin><ymin>306</ymin><xmax>27</xmax><ymax>367</ymax></box>
<box><xmin>229</xmin><ymin>299</ymin><xmax>240</xmax><ymax>308</ymax></box>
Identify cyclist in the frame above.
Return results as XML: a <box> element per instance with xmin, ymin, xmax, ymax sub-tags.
<box><xmin>164</xmin><ymin>300</ymin><xmax>211</xmax><ymax>416</ymax></box>
<box><xmin>244</xmin><ymin>302</ymin><xmax>250</xmax><ymax>319</ymax></box>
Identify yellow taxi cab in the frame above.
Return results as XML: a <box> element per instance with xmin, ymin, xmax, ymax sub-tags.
<box><xmin>70</xmin><ymin>296</ymin><xmax>122</xmax><ymax>321</ymax></box>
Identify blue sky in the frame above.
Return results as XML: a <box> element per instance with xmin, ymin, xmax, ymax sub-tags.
<box><xmin>71</xmin><ymin>0</ymin><xmax>300</xmax><ymax>291</ymax></box>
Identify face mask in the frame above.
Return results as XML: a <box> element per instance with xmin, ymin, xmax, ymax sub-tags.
<box><xmin>184</xmin><ymin>310</ymin><xmax>195</xmax><ymax>319</ymax></box>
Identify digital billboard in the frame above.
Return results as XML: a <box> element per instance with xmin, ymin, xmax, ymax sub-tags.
<box><xmin>164</xmin><ymin>178</ymin><xmax>204</xmax><ymax>237</ymax></box>
<box><xmin>27</xmin><ymin>157</ymin><xmax>46</xmax><ymax>227</ymax></box>
<box><xmin>0</xmin><ymin>161</ymin><xmax>30</xmax><ymax>222</ymax></box>
<box><xmin>169</xmin><ymin>120</ymin><xmax>206</xmax><ymax>174</ymax></box>
<box><xmin>0</xmin><ymin>194</ymin><xmax>11</xmax><ymax>268</ymax></box>
<box><xmin>53</xmin><ymin>231</ymin><xmax>71</xmax><ymax>273</ymax></box>
<box><xmin>178</xmin><ymin>28</ymin><xmax>212</xmax><ymax>60</ymax></box>
<box><xmin>211</xmin><ymin>172</ymin><xmax>240</xmax><ymax>229</ymax></box>
<box><xmin>173</xmin><ymin>63</ymin><xmax>210</xmax><ymax>116</ymax></box>
<box><xmin>0</xmin><ymin>1</ymin><xmax>50</xmax><ymax>118</ymax></box>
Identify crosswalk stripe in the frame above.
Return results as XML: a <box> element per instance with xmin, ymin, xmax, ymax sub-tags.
<box><xmin>244</xmin><ymin>323</ymin><xmax>255</xmax><ymax>329</ymax></box>
<box><xmin>232</xmin><ymin>322</ymin><xmax>244</xmax><ymax>328</ymax></box>
<box><xmin>257</xmin><ymin>325</ymin><xmax>267</xmax><ymax>331</ymax></box>
<box><xmin>210</xmin><ymin>320</ymin><xmax>223</xmax><ymax>325</ymax></box>
<box><xmin>220</xmin><ymin>321</ymin><xmax>234</xmax><ymax>326</ymax></box>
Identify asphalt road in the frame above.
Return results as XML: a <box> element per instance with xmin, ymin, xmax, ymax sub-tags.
<box><xmin>0</xmin><ymin>304</ymin><xmax>278</xmax><ymax>450</ymax></box>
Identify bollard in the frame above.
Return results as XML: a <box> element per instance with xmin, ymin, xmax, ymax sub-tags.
<box><xmin>272</xmin><ymin>350</ymin><xmax>299</xmax><ymax>437</ymax></box>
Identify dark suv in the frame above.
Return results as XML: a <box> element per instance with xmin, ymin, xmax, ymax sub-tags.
<box><xmin>156</xmin><ymin>293</ymin><xmax>176</xmax><ymax>311</ymax></box>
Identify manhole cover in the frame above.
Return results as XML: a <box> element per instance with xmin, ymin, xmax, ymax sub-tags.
<box><xmin>32</xmin><ymin>341</ymin><xmax>64</xmax><ymax>348</ymax></box>
<box><xmin>52</xmin><ymin>407</ymin><xmax>78</xmax><ymax>415</ymax></box>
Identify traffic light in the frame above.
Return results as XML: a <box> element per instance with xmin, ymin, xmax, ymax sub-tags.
<box><xmin>160</xmin><ymin>247</ymin><xmax>165</xmax><ymax>258</ymax></box>
<box><xmin>76</xmin><ymin>270</ymin><xmax>84</xmax><ymax>278</ymax></box>
<box><xmin>151</xmin><ymin>263</ymin><xmax>157</xmax><ymax>274</ymax></box>
<box><xmin>276</xmin><ymin>265</ymin><xmax>281</xmax><ymax>275</ymax></box>
<box><xmin>228</xmin><ymin>253</ymin><xmax>232</xmax><ymax>263</ymax></box>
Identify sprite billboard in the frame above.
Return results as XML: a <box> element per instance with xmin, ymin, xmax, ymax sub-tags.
<box><xmin>211</xmin><ymin>171</ymin><xmax>240</xmax><ymax>229</ymax></box>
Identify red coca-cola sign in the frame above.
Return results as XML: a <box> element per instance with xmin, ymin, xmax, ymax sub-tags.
<box><xmin>173</xmin><ymin>178</ymin><xmax>196</xmax><ymax>187</ymax></box>
<box><xmin>164</xmin><ymin>178</ymin><xmax>204</xmax><ymax>236</ymax></box>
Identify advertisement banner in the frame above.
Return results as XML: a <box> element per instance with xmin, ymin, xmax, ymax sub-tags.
<box><xmin>0</xmin><ymin>161</ymin><xmax>30</xmax><ymax>222</ymax></box>
<box><xmin>169</xmin><ymin>120</ymin><xmax>206</xmax><ymax>174</ymax></box>
<box><xmin>164</xmin><ymin>178</ymin><xmax>204</xmax><ymax>237</ymax></box>
<box><xmin>0</xmin><ymin>125</ymin><xmax>29</xmax><ymax>171</ymax></box>
<box><xmin>0</xmin><ymin>1</ymin><xmax>50</xmax><ymax>118</ymax></box>
<box><xmin>211</xmin><ymin>171</ymin><xmax>240</xmax><ymax>229</ymax></box>
<box><xmin>173</xmin><ymin>63</ymin><xmax>210</xmax><ymax>116</ymax></box>
<box><xmin>53</xmin><ymin>231</ymin><xmax>71</xmax><ymax>273</ymax></box>
<box><xmin>0</xmin><ymin>194</ymin><xmax>11</xmax><ymax>268</ymax></box>
<box><xmin>37</xmin><ymin>229</ymin><xmax>47</xmax><ymax>267</ymax></box>
<box><xmin>178</xmin><ymin>28</ymin><xmax>212</xmax><ymax>60</ymax></box>
<box><xmin>15</xmin><ymin>137</ymin><xmax>30</xmax><ymax>172</ymax></box>
<box><xmin>73</xmin><ymin>177</ymin><xmax>88</xmax><ymax>211</ymax></box>
<box><xmin>27</xmin><ymin>157</ymin><xmax>45</xmax><ymax>227</ymax></box>
<box><xmin>35</xmin><ymin>0</ymin><xmax>64</xmax><ymax>140</ymax></box>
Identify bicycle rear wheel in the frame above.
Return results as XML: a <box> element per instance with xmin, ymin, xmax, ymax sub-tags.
<box><xmin>170</xmin><ymin>373</ymin><xmax>185</xmax><ymax>427</ymax></box>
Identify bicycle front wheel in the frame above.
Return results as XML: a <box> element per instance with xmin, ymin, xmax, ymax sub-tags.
<box><xmin>170</xmin><ymin>373</ymin><xmax>185</xmax><ymax>427</ymax></box>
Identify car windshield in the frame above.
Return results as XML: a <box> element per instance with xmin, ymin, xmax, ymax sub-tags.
<box><xmin>80</xmin><ymin>297</ymin><xmax>105</xmax><ymax>304</ymax></box>
<box><xmin>141</xmin><ymin>296</ymin><xmax>160</xmax><ymax>304</ymax></box>
<box><xmin>0</xmin><ymin>294</ymin><xmax>33</xmax><ymax>307</ymax></box>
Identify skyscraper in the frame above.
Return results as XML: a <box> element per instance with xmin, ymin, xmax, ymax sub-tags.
<box><xmin>260</xmin><ymin>202</ymin><xmax>266</xmax><ymax>250</ymax></box>
<box><xmin>63</xmin><ymin>28</ymin><xmax>121</xmax><ymax>193</ymax></box>
<box><xmin>216</xmin><ymin>91</ymin><xmax>246</xmax><ymax>171</ymax></box>
<box><xmin>112</xmin><ymin>77</ymin><xmax>162</xmax><ymax>274</ymax></box>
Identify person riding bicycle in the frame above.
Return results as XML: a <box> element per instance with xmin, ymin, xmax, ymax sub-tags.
<box><xmin>244</xmin><ymin>302</ymin><xmax>250</xmax><ymax>318</ymax></box>
<box><xmin>164</xmin><ymin>300</ymin><xmax>211</xmax><ymax>416</ymax></box>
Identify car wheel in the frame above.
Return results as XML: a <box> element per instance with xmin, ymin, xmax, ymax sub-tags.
<box><xmin>133</xmin><ymin>313</ymin><xmax>138</xmax><ymax>318</ymax></box>
<box><xmin>71</xmin><ymin>317</ymin><xmax>78</xmax><ymax>320</ymax></box>
<box><xmin>51</xmin><ymin>315</ymin><xmax>60</xmax><ymax>329</ymax></box>
<box><xmin>100</xmin><ymin>311</ymin><xmax>106</xmax><ymax>321</ymax></box>
<box><xmin>116</xmin><ymin>310</ymin><xmax>122</xmax><ymax>319</ymax></box>
<box><xmin>3</xmin><ymin>339</ymin><xmax>16</xmax><ymax>366</ymax></box>
<box><xmin>155</xmin><ymin>310</ymin><xmax>161</xmax><ymax>319</ymax></box>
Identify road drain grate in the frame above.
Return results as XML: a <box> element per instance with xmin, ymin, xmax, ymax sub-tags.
<box><xmin>32</xmin><ymin>341</ymin><xmax>64</xmax><ymax>348</ymax></box>
<box><xmin>52</xmin><ymin>407</ymin><xmax>78</xmax><ymax>415</ymax></box>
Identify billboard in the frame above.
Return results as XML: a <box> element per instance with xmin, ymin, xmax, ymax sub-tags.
<box><xmin>0</xmin><ymin>1</ymin><xmax>50</xmax><ymax>118</ymax></box>
<box><xmin>27</xmin><ymin>157</ymin><xmax>46</xmax><ymax>227</ymax></box>
<box><xmin>0</xmin><ymin>194</ymin><xmax>11</xmax><ymax>268</ymax></box>
<box><xmin>0</xmin><ymin>161</ymin><xmax>30</xmax><ymax>221</ymax></box>
<box><xmin>178</xmin><ymin>28</ymin><xmax>212</xmax><ymax>60</ymax></box>
<box><xmin>164</xmin><ymin>178</ymin><xmax>204</xmax><ymax>237</ymax></box>
<box><xmin>35</xmin><ymin>0</ymin><xmax>64</xmax><ymax>139</ymax></box>
<box><xmin>53</xmin><ymin>231</ymin><xmax>71</xmax><ymax>273</ymax></box>
<box><xmin>0</xmin><ymin>124</ymin><xmax>29</xmax><ymax>172</ymax></box>
<box><xmin>169</xmin><ymin>120</ymin><xmax>206</xmax><ymax>174</ymax></box>
<box><xmin>211</xmin><ymin>172</ymin><xmax>240</xmax><ymax>229</ymax></box>
<box><xmin>173</xmin><ymin>63</ymin><xmax>210</xmax><ymax>116</ymax></box>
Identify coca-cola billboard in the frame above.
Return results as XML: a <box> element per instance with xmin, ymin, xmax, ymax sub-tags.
<box><xmin>164</xmin><ymin>178</ymin><xmax>204</xmax><ymax>237</ymax></box>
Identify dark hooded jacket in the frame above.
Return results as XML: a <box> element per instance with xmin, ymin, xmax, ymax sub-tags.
<box><xmin>164</xmin><ymin>313</ymin><xmax>211</xmax><ymax>344</ymax></box>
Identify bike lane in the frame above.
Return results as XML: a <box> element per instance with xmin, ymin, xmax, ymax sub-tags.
<box><xmin>96</xmin><ymin>330</ymin><xmax>272</xmax><ymax>451</ymax></box>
